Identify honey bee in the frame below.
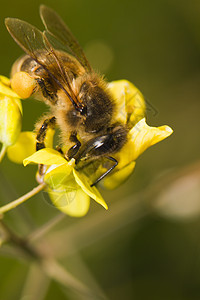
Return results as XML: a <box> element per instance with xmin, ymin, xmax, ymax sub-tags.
<box><xmin>5</xmin><ymin>5</ymin><xmax>128</xmax><ymax>186</ymax></box>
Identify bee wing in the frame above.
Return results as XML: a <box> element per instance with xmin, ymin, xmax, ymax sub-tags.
<box><xmin>5</xmin><ymin>18</ymin><xmax>82</xmax><ymax>111</ymax></box>
<box><xmin>40</xmin><ymin>5</ymin><xmax>92</xmax><ymax>72</ymax></box>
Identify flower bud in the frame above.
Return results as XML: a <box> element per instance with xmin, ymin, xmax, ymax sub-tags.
<box><xmin>0</xmin><ymin>95</ymin><xmax>22</xmax><ymax>147</ymax></box>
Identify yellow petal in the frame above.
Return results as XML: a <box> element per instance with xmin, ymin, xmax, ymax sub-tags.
<box><xmin>47</xmin><ymin>186</ymin><xmax>90</xmax><ymax>217</ymax></box>
<box><xmin>7</xmin><ymin>128</ymin><xmax>55</xmax><ymax>164</ymax></box>
<box><xmin>44</xmin><ymin>161</ymin><xmax>89</xmax><ymax>216</ymax></box>
<box><xmin>108</xmin><ymin>80</ymin><xmax>146</xmax><ymax>127</ymax></box>
<box><xmin>75</xmin><ymin>159</ymin><xmax>105</xmax><ymax>184</ymax></box>
<box><xmin>108</xmin><ymin>81</ymin><xmax>127</xmax><ymax>124</ymax></box>
<box><xmin>128</xmin><ymin>118</ymin><xmax>173</xmax><ymax>161</ymax></box>
<box><xmin>0</xmin><ymin>76</ymin><xmax>10</xmax><ymax>86</ymax></box>
<box><xmin>44</xmin><ymin>162</ymin><xmax>75</xmax><ymax>189</ymax></box>
<box><xmin>23</xmin><ymin>148</ymin><xmax>67</xmax><ymax>166</ymax></box>
<box><xmin>7</xmin><ymin>131</ymin><xmax>36</xmax><ymax>164</ymax></box>
<box><xmin>100</xmin><ymin>161</ymin><xmax>136</xmax><ymax>189</ymax></box>
<box><xmin>0</xmin><ymin>96</ymin><xmax>22</xmax><ymax>147</ymax></box>
<box><xmin>0</xmin><ymin>76</ymin><xmax>20</xmax><ymax>99</ymax></box>
<box><xmin>13</xmin><ymin>98</ymin><xmax>23</xmax><ymax>114</ymax></box>
<box><xmin>73</xmin><ymin>169</ymin><xmax>108</xmax><ymax>210</ymax></box>
<box><xmin>45</xmin><ymin>128</ymin><xmax>55</xmax><ymax>148</ymax></box>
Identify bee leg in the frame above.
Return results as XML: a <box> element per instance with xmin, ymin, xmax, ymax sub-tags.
<box><xmin>67</xmin><ymin>132</ymin><xmax>81</xmax><ymax>160</ymax></box>
<box><xmin>56</xmin><ymin>146</ymin><xmax>64</xmax><ymax>154</ymax></box>
<box><xmin>36</xmin><ymin>116</ymin><xmax>56</xmax><ymax>151</ymax></box>
<box><xmin>36</xmin><ymin>116</ymin><xmax>56</xmax><ymax>176</ymax></box>
<box><xmin>90</xmin><ymin>156</ymin><xmax>118</xmax><ymax>187</ymax></box>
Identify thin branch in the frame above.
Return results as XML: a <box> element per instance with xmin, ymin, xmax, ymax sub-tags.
<box><xmin>28</xmin><ymin>213</ymin><xmax>65</xmax><ymax>242</ymax></box>
<box><xmin>42</xmin><ymin>258</ymin><xmax>106</xmax><ymax>299</ymax></box>
<box><xmin>0</xmin><ymin>220</ymin><xmax>104</xmax><ymax>298</ymax></box>
<box><xmin>0</xmin><ymin>183</ymin><xmax>46</xmax><ymax>215</ymax></box>
<box><xmin>0</xmin><ymin>220</ymin><xmax>40</xmax><ymax>260</ymax></box>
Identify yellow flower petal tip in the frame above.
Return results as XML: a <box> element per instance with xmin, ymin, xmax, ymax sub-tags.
<box><xmin>23</xmin><ymin>148</ymin><xmax>67</xmax><ymax>166</ymax></box>
<box><xmin>127</xmin><ymin>118</ymin><xmax>173</xmax><ymax>161</ymax></box>
<box><xmin>160</xmin><ymin>125</ymin><xmax>173</xmax><ymax>135</ymax></box>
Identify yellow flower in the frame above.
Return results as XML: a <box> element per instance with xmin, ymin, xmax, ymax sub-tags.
<box><xmin>100</xmin><ymin>117</ymin><xmax>173</xmax><ymax>189</ymax></box>
<box><xmin>86</xmin><ymin>80</ymin><xmax>173</xmax><ymax>189</ymax></box>
<box><xmin>0</xmin><ymin>76</ymin><xmax>22</xmax><ymax>160</ymax></box>
<box><xmin>24</xmin><ymin>148</ymin><xmax>108</xmax><ymax>217</ymax></box>
<box><xmin>7</xmin><ymin>79</ymin><xmax>173</xmax><ymax>216</ymax></box>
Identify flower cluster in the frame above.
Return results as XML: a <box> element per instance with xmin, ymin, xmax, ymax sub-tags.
<box><xmin>0</xmin><ymin>77</ymin><xmax>173</xmax><ymax>216</ymax></box>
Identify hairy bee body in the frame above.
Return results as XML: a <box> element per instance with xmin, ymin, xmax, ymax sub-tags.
<box><xmin>6</xmin><ymin>5</ymin><xmax>128</xmax><ymax>184</ymax></box>
<box><xmin>11</xmin><ymin>51</ymin><xmax>127</xmax><ymax>158</ymax></box>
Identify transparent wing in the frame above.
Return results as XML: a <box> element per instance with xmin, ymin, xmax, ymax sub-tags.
<box><xmin>5</xmin><ymin>17</ymin><xmax>81</xmax><ymax>110</ymax></box>
<box><xmin>40</xmin><ymin>5</ymin><xmax>92</xmax><ymax>72</ymax></box>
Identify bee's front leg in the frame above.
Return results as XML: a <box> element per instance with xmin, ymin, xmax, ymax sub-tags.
<box><xmin>36</xmin><ymin>116</ymin><xmax>56</xmax><ymax>151</ymax></box>
<box><xmin>67</xmin><ymin>131</ymin><xmax>81</xmax><ymax>160</ymax></box>
<box><xmin>36</xmin><ymin>116</ymin><xmax>56</xmax><ymax>176</ymax></box>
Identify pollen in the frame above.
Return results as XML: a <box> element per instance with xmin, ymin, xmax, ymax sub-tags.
<box><xmin>11</xmin><ymin>71</ymin><xmax>36</xmax><ymax>99</ymax></box>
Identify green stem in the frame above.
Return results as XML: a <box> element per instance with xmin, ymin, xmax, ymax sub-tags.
<box><xmin>0</xmin><ymin>183</ymin><xmax>46</xmax><ymax>215</ymax></box>
<box><xmin>0</xmin><ymin>220</ymin><xmax>41</xmax><ymax>260</ymax></box>
<box><xmin>0</xmin><ymin>144</ymin><xmax>7</xmax><ymax>162</ymax></box>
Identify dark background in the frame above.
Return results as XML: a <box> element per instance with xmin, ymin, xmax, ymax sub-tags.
<box><xmin>0</xmin><ymin>0</ymin><xmax>200</xmax><ymax>299</ymax></box>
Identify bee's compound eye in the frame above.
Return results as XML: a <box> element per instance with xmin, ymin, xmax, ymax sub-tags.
<box><xmin>11</xmin><ymin>71</ymin><xmax>36</xmax><ymax>99</ymax></box>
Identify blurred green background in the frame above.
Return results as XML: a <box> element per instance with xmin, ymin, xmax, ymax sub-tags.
<box><xmin>1</xmin><ymin>0</ymin><xmax>200</xmax><ymax>299</ymax></box>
